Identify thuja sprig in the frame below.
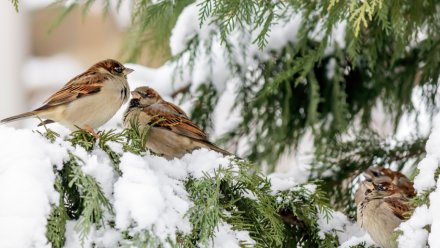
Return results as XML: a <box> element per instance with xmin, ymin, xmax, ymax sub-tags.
<box><xmin>11</xmin><ymin>0</ymin><xmax>19</xmax><ymax>12</ymax></box>
<box><xmin>69</xmin><ymin>129</ymin><xmax>96</xmax><ymax>151</ymax></box>
<box><xmin>96</xmin><ymin>129</ymin><xmax>125</xmax><ymax>176</ymax></box>
<box><xmin>184</xmin><ymin>172</ymin><xmax>223</xmax><ymax>246</ymax></box>
<box><xmin>68</xmin><ymin>153</ymin><xmax>112</xmax><ymax>243</ymax></box>
<box><xmin>218</xmin><ymin>161</ymin><xmax>285</xmax><ymax>247</ymax></box>
<box><xmin>34</xmin><ymin>118</ymin><xmax>60</xmax><ymax>143</ymax></box>
<box><xmin>46</xmin><ymin>177</ymin><xmax>68</xmax><ymax>248</ymax></box>
<box><xmin>122</xmin><ymin>117</ymin><xmax>151</xmax><ymax>155</ymax></box>
<box><xmin>275</xmin><ymin>182</ymin><xmax>333</xmax><ymax>246</ymax></box>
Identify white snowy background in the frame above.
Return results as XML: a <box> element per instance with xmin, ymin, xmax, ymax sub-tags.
<box><xmin>0</xmin><ymin>0</ymin><xmax>438</xmax><ymax>247</ymax></box>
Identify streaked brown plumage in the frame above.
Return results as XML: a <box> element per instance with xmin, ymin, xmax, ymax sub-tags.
<box><xmin>364</xmin><ymin>167</ymin><xmax>416</xmax><ymax>198</ymax></box>
<box><xmin>357</xmin><ymin>180</ymin><xmax>412</xmax><ymax>248</ymax></box>
<box><xmin>1</xmin><ymin>59</ymin><xmax>133</xmax><ymax>131</ymax></box>
<box><xmin>123</xmin><ymin>86</ymin><xmax>232</xmax><ymax>159</ymax></box>
<box><xmin>355</xmin><ymin>167</ymin><xmax>415</xmax><ymax>207</ymax></box>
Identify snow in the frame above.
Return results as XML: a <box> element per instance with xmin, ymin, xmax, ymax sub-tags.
<box><xmin>397</xmin><ymin>205</ymin><xmax>430</xmax><ymax>248</ymax></box>
<box><xmin>76</xmin><ymin>145</ymin><xmax>117</xmax><ymax>200</ymax></box>
<box><xmin>0</xmin><ymin>124</ymin><xmax>255</xmax><ymax>247</ymax></box>
<box><xmin>114</xmin><ymin>153</ymin><xmax>191</xmax><ymax>241</ymax></box>
<box><xmin>9</xmin><ymin>0</ymin><xmax>440</xmax><ymax>247</ymax></box>
<box><xmin>413</xmin><ymin>156</ymin><xmax>438</xmax><ymax>191</ymax></box>
<box><xmin>428</xmin><ymin>180</ymin><xmax>440</xmax><ymax>247</ymax></box>
<box><xmin>268</xmin><ymin>172</ymin><xmax>299</xmax><ymax>194</ymax></box>
<box><xmin>318</xmin><ymin>211</ymin><xmax>375</xmax><ymax>247</ymax></box>
<box><xmin>398</xmin><ymin>116</ymin><xmax>440</xmax><ymax>247</ymax></box>
<box><xmin>207</xmin><ymin>221</ymin><xmax>255</xmax><ymax>247</ymax></box>
<box><xmin>0</xmin><ymin>126</ymin><xmax>67</xmax><ymax>248</ymax></box>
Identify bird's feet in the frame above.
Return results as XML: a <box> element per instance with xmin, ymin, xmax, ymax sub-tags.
<box><xmin>84</xmin><ymin>124</ymin><xmax>99</xmax><ymax>139</ymax></box>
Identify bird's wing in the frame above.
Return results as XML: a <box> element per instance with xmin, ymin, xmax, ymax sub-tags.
<box><xmin>165</xmin><ymin>101</ymin><xmax>189</xmax><ymax>118</ymax></box>
<box><xmin>36</xmin><ymin>72</ymin><xmax>107</xmax><ymax>111</ymax></box>
<box><xmin>384</xmin><ymin>197</ymin><xmax>412</xmax><ymax>220</ymax></box>
<box><xmin>142</xmin><ymin>106</ymin><xmax>208</xmax><ymax>141</ymax></box>
<box><xmin>148</xmin><ymin>100</ymin><xmax>189</xmax><ymax>117</ymax></box>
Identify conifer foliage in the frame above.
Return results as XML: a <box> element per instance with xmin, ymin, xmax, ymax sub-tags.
<box><xmin>38</xmin><ymin>127</ymin><xmax>333</xmax><ymax>247</ymax></box>
<box><xmin>8</xmin><ymin>0</ymin><xmax>440</xmax><ymax>247</ymax></box>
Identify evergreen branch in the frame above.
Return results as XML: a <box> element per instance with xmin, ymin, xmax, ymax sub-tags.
<box><xmin>312</xmin><ymin>131</ymin><xmax>427</xmax><ymax>215</ymax></box>
<box><xmin>68</xmin><ymin>128</ymin><xmax>96</xmax><ymax>151</ymax></box>
<box><xmin>275</xmin><ymin>182</ymin><xmax>334</xmax><ymax>246</ymax></box>
<box><xmin>69</xmin><ymin>156</ymin><xmax>112</xmax><ymax>243</ymax></box>
<box><xmin>184</xmin><ymin>173</ymin><xmax>223</xmax><ymax>246</ymax></box>
<box><xmin>123</xmin><ymin>116</ymin><xmax>153</xmax><ymax>155</ymax></box>
<box><xmin>46</xmin><ymin>177</ymin><xmax>68</xmax><ymax>248</ymax></box>
<box><xmin>11</xmin><ymin>0</ymin><xmax>19</xmax><ymax>12</ymax></box>
<box><xmin>34</xmin><ymin>121</ymin><xmax>60</xmax><ymax>143</ymax></box>
<box><xmin>128</xmin><ymin>230</ymin><xmax>164</xmax><ymax>247</ymax></box>
<box><xmin>97</xmin><ymin>129</ymin><xmax>125</xmax><ymax>176</ymax></box>
<box><xmin>349</xmin><ymin>0</ymin><xmax>383</xmax><ymax>37</ymax></box>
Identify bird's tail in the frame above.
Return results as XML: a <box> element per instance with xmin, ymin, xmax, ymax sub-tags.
<box><xmin>206</xmin><ymin>142</ymin><xmax>238</xmax><ymax>158</ymax></box>
<box><xmin>1</xmin><ymin>111</ymin><xmax>36</xmax><ymax>124</ymax></box>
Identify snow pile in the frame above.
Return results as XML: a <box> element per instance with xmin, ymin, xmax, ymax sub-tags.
<box><xmin>207</xmin><ymin>222</ymin><xmax>255</xmax><ymax>248</ymax></box>
<box><xmin>0</xmin><ymin>127</ymin><xmax>66</xmax><ymax>247</ymax></box>
<box><xmin>317</xmin><ymin>211</ymin><xmax>375</xmax><ymax>247</ymax></box>
<box><xmin>398</xmin><ymin>116</ymin><xmax>440</xmax><ymax>247</ymax></box>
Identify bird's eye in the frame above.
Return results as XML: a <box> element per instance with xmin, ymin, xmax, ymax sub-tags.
<box><xmin>372</xmin><ymin>171</ymin><xmax>381</xmax><ymax>177</ymax></box>
<box><xmin>376</xmin><ymin>184</ymin><xmax>386</xmax><ymax>191</ymax></box>
<box><xmin>113</xmin><ymin>66</ymin><xmax>123</xmax><ymax>73</ymax></box>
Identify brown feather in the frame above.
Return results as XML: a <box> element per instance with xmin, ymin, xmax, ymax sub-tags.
<box><xmin>142</xmin><ymin>107</ymin><xmax>208</xmax><ymax>141</ymax></box>
<box><xmin>384</xmin><ymin>197</ymin><xmax>412</xmax><ymax>220</ymax></box>
<box><xmin>38</xmin><ymin>72</ymin><xmax>106</xmax><ymax>110</ymax></box>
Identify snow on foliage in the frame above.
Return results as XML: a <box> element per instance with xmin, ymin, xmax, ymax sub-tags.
<box><xmin>0</xmin><ymin>125</ymin><xmax>256</xmax><ymax>247</ymax></box>
<box><xmin>398</xmin><ymin>116</ymin><xmax>440</xmax><ymax>248</ymax></box>
<box><xmin>0</xmin><ymin>127</ymin><xmax>65</xmax><ymax>247</ymax></box>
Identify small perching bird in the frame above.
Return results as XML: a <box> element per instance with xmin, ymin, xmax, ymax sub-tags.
<box><xmin>123</xmin><ymin>86</ymin><xmax>233</xmax><ymax>159</ymax></box>
<box><xmin>1</xmin><ymin>59</ymin><xmax>133</xmax><ymax>134</ymax></box>
<box><xmin>355</xmin><ymin>167</ymin><xmax>414</xmax><ymax>248</ymax></box>
<box><xmin>354</xmin><ymin>166</ymin><xmax>416</xmax><ymax>206</ymax></box>
<box><xmin>357</xmin><ymin>180</ymin><xmax>412</xmax><ymax>248</ymax></box>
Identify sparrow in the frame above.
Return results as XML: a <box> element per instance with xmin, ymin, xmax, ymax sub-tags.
<box><xmin>123</xmin><ymin>86</ymin><xmax>232</xmax><ymax>159</ymax></box>
<box><xmin>1</xmin><ymin>59</ymin><xmax>133</xmax><ymax>134</ymax></box>
<box><xmin>354</xmin><ymin>167</ymin><xmax>415</xmax><ymax>206</ymax></box>
<box><xmin>365</xmin><ymin>167</ymin><xmax>416</xmax><ymax>198</ymax></box>
<box><xmin>357</xmin><ymin>180</ymin><xmax>412</xmax><ymax>248</ymax></box>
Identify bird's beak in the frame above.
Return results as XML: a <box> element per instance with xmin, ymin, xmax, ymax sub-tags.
<box><xmin>363</xmin><ymin>181</ymin><xmax>374</xmax><ymax>191</ymax></box>
<box><xmin>363</xmin><ymin>170</ymin><xmax>374</xmax><ymax>181</ymax></box>
<box><xmin>131</xmin><ymin>91</ymin><xmax>141</xmax><ymax>99</ymax></box>
<box><xmin>123</xmin><ymin>68</ymin><xmax>134</xmax><ymax>76</ymax></box>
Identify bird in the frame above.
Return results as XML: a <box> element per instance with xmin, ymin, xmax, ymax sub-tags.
<box><xmin>123</xmin><ymin>86</ymin><xmax>233</xmax><ymax>159</ymax></box>
<box><xmin>1</xmin><ymin>59</ymin><xmax>133</xmax><ymax>135</ymax></box>
<box><xmin>354</xmin><ymin>167</ymin><xmax>415</xmax><ymax>206</ymax></box>
<box><xmin>364</xmin><ymin>167</ymin><xmax>416</xmax><ymax>198</ymax></box>
<box><xmin>357</xmin><ymin>180</ymin><xmax>412</xmax><ymax>248</ymax></box>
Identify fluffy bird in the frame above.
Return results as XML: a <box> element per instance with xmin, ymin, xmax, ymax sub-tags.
<box><xmin>1</xmin><ymin>59</ymin><xmax>133</xmax><ymax>133</ymax></box>
<box><xmin>365</xmin><ymin>167</ymin><xmax>416</xmax><ymax>198</ymax></box>
<box><xmin>357</xmin><ymin>180</ymin><xmax>412</xmax><ymax>248</ymax></box>
<box><xmin>354</xmin><ymin>167</ymin><xmax>415</xmax><ymax>206</ymax></box>
<box><xmin>123</xmin><ymin>86</ymin><xmax>232</xmax><ymax>159</ymax></box>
